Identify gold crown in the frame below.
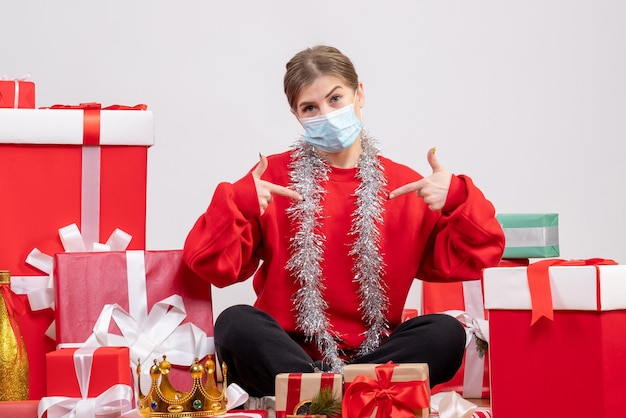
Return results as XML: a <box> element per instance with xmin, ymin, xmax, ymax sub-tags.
<box><xmin>136</xmin><ymin>354</ymin><xmax>228</xmax><ymax>417</ymax></box>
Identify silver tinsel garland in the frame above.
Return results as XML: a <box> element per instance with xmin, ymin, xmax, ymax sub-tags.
<box><xmin>286</xmin><ymin>132</ymin><xmax>388</xmax><ymax>373</ymax></box>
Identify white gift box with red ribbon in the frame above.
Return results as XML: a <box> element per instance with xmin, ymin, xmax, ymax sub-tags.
<box><xmin>483</xmin><ymin>261</ymin><xmax>626</xmax><ymax>418</ymax></box>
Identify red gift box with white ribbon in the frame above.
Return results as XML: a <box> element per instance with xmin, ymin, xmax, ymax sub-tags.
<box><xmin>483</xmin><ymin>259</ymin><xmax>626</xmax><ymax>418</ymax></box>
<box><xmin>41</xmin><ymin>346</ymin><xmax>133</xmax><ymax>418</ymax></box>
<box><xmin>53</xmin><ymin>249</ymin><xmax>215</xmax><ymax>393</ymax></box>
<box><xmin>0</xmin><ymin>77</ymin><xmax>35</xmax><ymax>108</ymax></box>
<box><xmin>0</xmin><ymin>103</ymin><xmax>153</xmax><ymax>399</ymax></box>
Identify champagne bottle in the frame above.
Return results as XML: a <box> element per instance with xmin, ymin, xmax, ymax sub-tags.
<box><xmin>0</xmin><ymin>270</ymin><xmax>29</xmax><ymax>400</ymax></box>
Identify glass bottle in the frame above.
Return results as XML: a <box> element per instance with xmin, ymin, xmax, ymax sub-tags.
<box><xmin>0</xmin><ymin>270</ymin><xmax>29</xmax><ymax>400</ymax></box>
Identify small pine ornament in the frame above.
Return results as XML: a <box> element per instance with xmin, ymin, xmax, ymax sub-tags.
<box><xmin>290</xmin><ymin>386</ymin><xmax>342</xmax><ymax>418</ymax></box>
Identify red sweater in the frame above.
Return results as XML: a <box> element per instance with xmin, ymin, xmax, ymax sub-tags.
<box><xmin>183</xmin><ymin>150</ymin><xmax>505</xmax><ymax>359</ymax></box>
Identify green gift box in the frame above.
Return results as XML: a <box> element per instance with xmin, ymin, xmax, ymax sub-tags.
<box><xmin>496</xmin><ymin>213</ymin><xmax>559</xmax><ymax>258</ymax></box>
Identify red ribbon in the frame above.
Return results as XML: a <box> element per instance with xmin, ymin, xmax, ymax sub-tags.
<box><xmin>40</xmin><ymin>102</ymin><xmax>147</xmax><ymax>145</ymax></box>
<box><xmin>283</xmin><ymin>372</ymin><xmax>336</xmax><ymax>417</ymax></box>
<box><xmin>1</xmin><ymin>283</ymin><xmax>27</xmax><ymax>363</ymax></box>
<box><xmin>527</xmin><ymin>258</ymin><xmax>618</xmax><ymax>325</ymax></box>
<box><xmin>342</xmin><ymin>362</ymin><xmax>429</xmax><ymax>418</ymax></box>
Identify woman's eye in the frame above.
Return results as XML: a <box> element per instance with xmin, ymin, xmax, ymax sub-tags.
<box><xmin>330</xmin><ymin>95</ymin><xmax>341</xmax><ymax>103</ymax></box>
<box><xmin>302</xmin><ymin>105</ymin><xmax>315</xmax><ymax>113</ymax></box>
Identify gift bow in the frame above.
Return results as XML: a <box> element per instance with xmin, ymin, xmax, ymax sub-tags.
<box><xmin>342</xmin><ymin>362</ymin><xmax>429</xmax><ymax>418</ymax></box>
<box><xmin>37</xmin><ymin>346</ymin><xmax>133</xmax><ymax>418</ymax></box>
<box><xmin>430</xmin><ymin>391</ymin><xmax>478</xmax><ymax>418</ymax></box>
<box><xmin>45</xmin><ymin>102</ymin><xmax>148</xmax><ymax>111</ymax></box>
<box><xmin>10</xmin><ymin>224</ymin><xmax>131</xmax><ymax>339</ymax></box>
<box><xmin>444</xmin><ymin>310</ymin><xmax>489</xmax><ymax>349</ymax></box>
<box><xmin>83</xmin><ymin>294</ymin><xmax>213</xmax><ymax>374</ymax></box>
<box><xmin>527</xmin><ymin>258</ymin><xmax>618</xmax><ymax>325</ymax></box>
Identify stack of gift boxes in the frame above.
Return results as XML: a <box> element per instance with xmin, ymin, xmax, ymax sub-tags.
<box><xmin>0</xmin><ymin>78</ymin><xmax>238</xmax><ymax>417</ymax></box>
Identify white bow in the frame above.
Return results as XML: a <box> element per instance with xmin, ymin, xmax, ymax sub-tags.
<box><xmin>38</xmin><ymin>384</ymin><xmax>133</xmax><ymax>418</ymax></box>
<box><xmin>38</xmin><ymin>346</ymin><xmax>133</xmax><ymax>418</ymax></box>
<box><xmin>83</xmin><ymin>295</ymin><xmax>213</xmax><ymax>376</ymax></box>
<box><xmin>430</xmin><ymin>391</ymin><xmax>478</xmax><ymax>418</ymax></box>
<box><xmin>10</xmin><ymin>224</ymin><xmax>131</xmax><ymax>339</ymax></box>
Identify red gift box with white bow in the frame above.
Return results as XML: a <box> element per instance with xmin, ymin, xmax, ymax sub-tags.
<box><xmin>0</xmin><ymin>104</ymin><xmax>153</xmax><ymax>399</ymax></box>
<box><xmin>53</xmin><ymin>250</ymin><xmax>215</xmax><ymax>393</ymax></box>
<box><xmin>41</xmin><ymin>346</ymin><xmax>134</xmax><ymax>418</ymax></box>
<box><xmin>483</xmin><ymin>259</ymin><xmax>626</xmax><ymax>418</ymax></box>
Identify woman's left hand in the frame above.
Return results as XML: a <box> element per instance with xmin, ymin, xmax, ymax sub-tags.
<box><xmin>388</xmin><ymin>147</ymin><xmax>452</xmax><ymax>212</ymax></box>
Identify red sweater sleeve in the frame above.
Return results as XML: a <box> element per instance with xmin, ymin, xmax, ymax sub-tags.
<box><xmin>418</xmin><ymin>174</ymin><xmax>505</xmax><ymax>282</ymax></box>
<box><xmin>182</xmin><ymin>173</ymin><xmax>262</xmax><ymax>288</ymax></box>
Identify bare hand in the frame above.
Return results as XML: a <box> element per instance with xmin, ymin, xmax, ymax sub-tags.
<box><xmin>388</xmin><ymin>147</ymin><xmax>452</xmax><ymax>212</ymax></box>
<box><xmin>253</xmin><ymin>154</ymin><xmax>303</xmax><ymax>215</ymax></box>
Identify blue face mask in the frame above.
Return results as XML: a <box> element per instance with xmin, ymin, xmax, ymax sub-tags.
<box><xmin>300</xmin><ymin>100</ymin><xmax>363</xmax><ymax>153</ymax></box>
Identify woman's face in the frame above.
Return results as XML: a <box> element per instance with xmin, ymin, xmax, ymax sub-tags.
<box><xmin>293</xmin><ymin>75</ymin><xmax>364</xmax><ymax>119</ymax></box>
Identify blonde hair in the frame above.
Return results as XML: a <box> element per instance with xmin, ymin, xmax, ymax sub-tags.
<box><xmin>284</xmin><ymin>45</ymin><xmax>359</xmax><ymax>110</ymax></box>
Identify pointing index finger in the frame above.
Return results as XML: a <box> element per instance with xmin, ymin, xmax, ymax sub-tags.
<box><xmin>266</xmin><ymin>182</ymin><xmax>303</xmax><ymax>201</ymax></box>
<box><xmin>388</xmin><ymin>180</ymin><xmax>423</xmax><ymax>200</ymax></box>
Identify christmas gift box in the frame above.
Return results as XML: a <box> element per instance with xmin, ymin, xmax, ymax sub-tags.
<box><xmin>342</xmin><ymin>362</ymin><xmax>430</xmax><ymax>418</ymax></box>
<box><xmin>483</xmin><ymin>259</ymin><xmax>626</xmax><ymax>418</ymax></box>
<box><xmin>0</xmin><ymin>103</ymin><xmax>153</xmax><ymax>400</ymax></box>
<box><xmin>53</xmin><ymin>250</ymin><xmax>215</xmax><ymax>392</ymax></box>
<box><xmin>495</xmin><ymin>213</ymin><xmax>559</xmax><ymax>258</ymax></box>
<box><xmin>275</xmin><ymin>372</ymin><xmax>342</xmax><ymax>418</ymax></box>
<box><xmin>39</xmin><ymin>346</ymin><xmax>133</xmax><ymax>418</ymax></box>
<box><xmin>0</xmin><ymin>77</ymin><xmax>35</xmax><ymax>108</ymax></box>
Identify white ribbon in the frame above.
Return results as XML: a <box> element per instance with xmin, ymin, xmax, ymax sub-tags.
<box><xmin>443</xmin><ymin>307</ymin><xmax>489</xmax><ymax>399</ymax></box>
<box><xmin>225</xmin><ymin>383</ymin><xmax>249</xmax><ymax>410</ymax></box>
<box><xmin>37</xmin><ymin>346</ymin><xmax>133</xmax><ymax>418</ymax></box>
<box><xmin>10</xmin><ymin>224</ymin><xmax>132</xmax><ymax>339</ymax></box>
<box><xmin>430</xmin><ymin>391</ymin><xmax>477</xmax><ymax>418</ymax></box>
<box><xmin>84</xmin><ymin>296</ymin><xmax>212</xmax><ymax>369</ymax></box>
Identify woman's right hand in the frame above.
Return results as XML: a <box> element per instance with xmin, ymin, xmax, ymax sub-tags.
<box><xmin>253</xmin><ymin>154</ymin><xmax>303</xmax><ymax>215</ymax></box>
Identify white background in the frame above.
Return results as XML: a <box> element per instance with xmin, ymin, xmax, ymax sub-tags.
<box><xmin>3</xmin><ymin>1</ymin><xmax>625</xmax><ymax>318</ymax></box>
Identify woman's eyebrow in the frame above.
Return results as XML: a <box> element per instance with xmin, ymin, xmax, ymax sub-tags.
<box><xmin>324</xmin><ymin>85</ymin><xmax>343</xmax><ymax>99</ymax></box>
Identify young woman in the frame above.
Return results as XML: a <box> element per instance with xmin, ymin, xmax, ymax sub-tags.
<box><xmin>183</xmin><ymin>45</ymin><xmax>505</xmax><ymax>397</ymax></box>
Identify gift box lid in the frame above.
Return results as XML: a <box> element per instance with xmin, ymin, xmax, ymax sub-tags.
<box><xmin>483</xmin><ymin>264</ymin><xmax>626</xmax><ymax>311</ymax></box>
<box><xmin>0</xmin><ymin>107</ymin><xmax>154</xmax><ymax>146</ymax></box>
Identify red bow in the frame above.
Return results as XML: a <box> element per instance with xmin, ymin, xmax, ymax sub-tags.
<box><xmin>1</xmin><ymin>283</ymin><xmax>27</xmax><ymax>363</ymax></box>
<box><xmin>528</xmin><ymin>258</ymin><xmax>618</xmax><ymax>325</ymax></box>
<box><xmin>342</xmin><ymin>362</ymin><xmax>429</xmax><ymax>418</ymax></box>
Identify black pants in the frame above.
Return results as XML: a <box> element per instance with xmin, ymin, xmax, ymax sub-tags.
<box><xmin>215</xmin><ymin>304</ymin><xmax>466</xmax><ymax>397</ymax></box>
